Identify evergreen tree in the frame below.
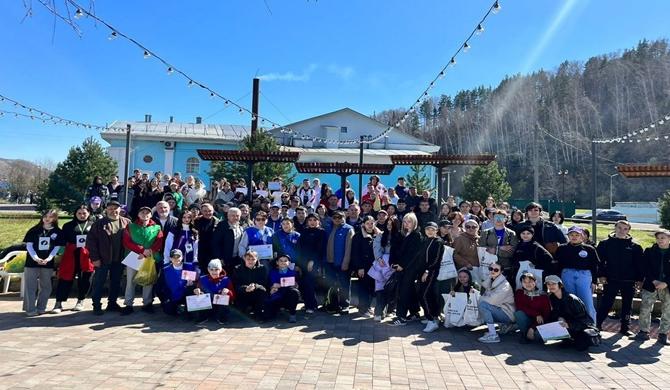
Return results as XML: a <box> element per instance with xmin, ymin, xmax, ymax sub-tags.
<box><xmin>406</xmin><ymin>164</ymin><xmax>434</xmax><ymax>193</ymax></box>
<box><xmin>659</xmin><ymin>190</ymin><xmax>670</xmax><ymax>229</ymax></box>
<box><xmin>42</xmin><ymin>137</ymin><xmax>118</xmax><ymax>213</ymax></box>
<box><xmin>209</xmin><ymin>130</ymin><xmax>295</xmax><ymax>185</ymax></box>
<box><xmin>462</xmin><ymin>162</ymin><xmax>512</xmax><ymax>204</ymax></box>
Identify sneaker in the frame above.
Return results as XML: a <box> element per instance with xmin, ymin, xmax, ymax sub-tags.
<box><xmin>423</xmin><ymin>320</ymin><xmax>439</xmax><ymax>333</ymax></box>
<box><xmin>619</xmin><ymin>325</ymin><xmax>635</xmax><ymax>337</ymax></box>
<box><xmin>657</xmin><ymin>333</ymin><xmax>669</xmax><ymax>346</ymax></box>
<box><xmin>421</xmin><ymin>319</ymin><xmax>429</xmax><ymax>324</ymax></box>
<box><xmin>196</xmin><ymin>318</ymin><xmax>209</xmax><ymax>327</ymax></box>
<box><xmin>406</xmin><ymin>313</ymin><xmax>421</xmax><ymax>322</ymax></box>
<box><xmin>288</xmin><ymin>315</ymin><xmax>297</xmax><ymax>323</ymax></box>
<box><xmin>478</xmin><ymin>333</ymin><xmax>501</xmax><ymax>343</ymax></box>
<box><xmin>92</xmin><ymin>306</ymin><xmax>104</xmax><ymax>316</ymax></box>
<box><xmin>141</xmin><ymin>305</ymin><xmax>154</xmax><ymax>314</ymax></box>
<box><xmin>26</xmin><ymin>311</ymin><xmax>39</xmax><ymax>317</ymax></box>
<box><xmin>73</xmin><ymin>301</ymin><xmax>84</xmax><ymax>312</ymax></box>
<box><xmin>305</xmin><ymin>309</ymin><xmax>315</xmax><ymax>315</ymax></box>
<box><xmin>37</xmin><ymin>310</ymin><xmax>48</xmax><ymax>315</ymax></box>
<box><xmin>106</xmin><ymin>303</ymin><xmax>122</xmax><ymax>312</ymax></box>
<box><xmin>120</xmin><ymin>306</ymin><xmax>134</xmax><ymax>316</ymax></box>
<box><xmin>444</xmin><ymin>322</ymin><xmax>454</xmax><ymax>329</ymax></box>
<box><xmin>635</xmin><ymin>331</ymin><xmax>650</xmax><ymax>341</ymax></box>
<box><xmin>390</xmin><ymin>318</ymin><xmax>407</xmax><ymax>326</ymax></box>
<box><xmin>498</xmin><ymin>323</ymin><xmax>516</xmax><ymax>335</ymax></box>
<box><xmin>373</xmin><ymin>315</ymin><xmax>382</xmax><ymax>322</ymax></box>
<box><xmin>51</xmin><ymin>303</ymin><xmax>63</xmax><ymax>314</ymax></box>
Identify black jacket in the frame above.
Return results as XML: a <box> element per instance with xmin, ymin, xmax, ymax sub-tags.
<box><xmin>511</xmin><ymin>241</ymin><xmax>554</xmax><ymax>272</ymax></box>
<box><xmin>211</xmin><ymin>220</ymin><xmax>241</xmax><ymax>267</ymax></box>
<box><xmin>515</xmin><ymin>219</ymin><xmax>566</xmax><ymax>246</ymax></box>
<box><xmin>391</xmin><ymin>230</ymin><xmax>424</xmax><ymax>275</ymax></box>
<box><xmin>416</xmin><ymin>211</ymin><xmax>437</xmax><ymax>230</ymax></box>
<box><xmin>351</xmin><ymin>229</ymin><xmax>378</xmax><ymax>271</ymax></box>
<box><xmin>641</xmin><ymin>244</ymin><xmax>670</xmax><ymax>292</ymax></box>
<box><xmin>422</xmin><ymin>236</ymin><xmax>445</xmax><ymax>274</ymax></box>
<box><xmin>596</xmin><ymin>234</ymin><xmax>643</xmax><ymax>281</ymax></box>
<box><xmin>194</xmin><ymin>216</ymin><xmax>219</xmax><ymax>268</ymax></box>
<box><xmin>549</xmin><ymin>290</ymin><xmax>594</xmax><ymax>332</ymax></box>
<box><xmin>298</xmin><ymin>227</ymin><xmax>326</xmax><ymax>269</ymax></box>
<box><xmin>555</xmin><ymin>243</ymin><xmax>600</xmax><ymax>283</ymax></box>
<box><xmin>152</xmin><ymin>215</ymin><xmax>179</xmax><ymax>235</ymax></box>
<box><xmin>233</xmin><ymin>263</ymin><xmax>269</xmax><ymax>294</ymax></box>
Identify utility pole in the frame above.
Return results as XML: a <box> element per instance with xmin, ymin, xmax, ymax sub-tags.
<box><xmin>591</xmin><ymin>140</ymin><xmax>597</xmax><ymax>242</ymax></box>
<box><xmin>123</xmin><ymin>124</ymin><xmax>131</xmax><ymax>205</ymax></box>
<box><xmin>609</xmin><ymin>173</ymin><xmax>619</xmax><ymax>209</ymax></box>
<box><xmin>533</xmin><ymin>124</ymin><xmax>539</xmax><ymax>202</ymax></box>
<box><xmin>247</xmin><ymin>78</ymin><xmax>260</xmax><ymax>202</ymax></box>
<box><xmin>358</xmin><ymin>135</ymin><xmax>364</xmax><ymax>202</ymax></box>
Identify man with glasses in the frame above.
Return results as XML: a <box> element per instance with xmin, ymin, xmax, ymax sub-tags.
<box><xmin>239</xmin><ymin>211</ymin><xmax>275</xmax><ymax>269</ymax></box>
<box><xmin>325</xmin><ymin>211</ymin><xmax>355</xmax><ymax>312</ymax></box>
<box><xmin>516</xmin><ymin>202</ymin><xmax>566</xmax><ymax>256</ymax></box>
<box><xmin>212</xmin><ymin>207</ymin><xmax>244</xmax><ymax>273</ymax></box>
<box><xmin>453</xmin><ymin>220</ymin><xmax>481</xmax><ymax>271</ymax></box>
<box><xmin>479</xmin><ymin>210</ymin><xmax>518</xmax><ymax>286</ymax></box>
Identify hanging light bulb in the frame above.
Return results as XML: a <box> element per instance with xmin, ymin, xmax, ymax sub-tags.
<box><xmin>238</xmin><ymin>108</ymin><xmax>244</xmax><ymax>115</ymax></box>
<box><xmin>463</xmin><ymin>42</ymin><xmax>471</xmax><ymax>52</ymax></box>
<box><xmin>143</xmin><ymin>50</ymin><xmax>151</xmax><ymax>59</ymax></box>
<box><xmin>167</xmin><ymin>67</ymin><xmax>174</xmax><ymax>75</ymax></box>
<box><xmin>651</xmin><ymin>123</ymin><xmax>656</xmax><ymax>128</ymax></box>
<box><xmin>108</xmin><ymin>31</ymin><xmax>118</xmax><ymax>40</ymax></box>
<box><xmin>660</xmin><ymin>119</ymin><xmax>665</xmax><ymax>125</ymax></box>
<box><xmin>251</xmin><ymin>115</ymin><xmax>257</xmax><ymax>121</ymax></box>
<box><xmin>187</xmin><ymin>80</ymin><xmax>194</xmax><ymax>88</ymax></box>
<box><xmin>438</xmin><ymin>70</ymin><xmax>445</xmax><ymax>79</ymax></box>
<box><xmin>224</xmin><ymin>100</ymin><xmax>230</xmax><ymax>106</ymax></box>
<box><xmin>492</xmin><ymin>1</ymin><xmax>501</xmax><ymax>14</ymax></box>
<box><xmin>74</xmin><ymin>9</ymin><xmax>84</xmax><ymax>19</ymax></box>
<box><xmin>210</xmin><ymin>92</ymin><xmax>215</xmax><ymax>98</ymax></box>
<box><xmin>449</xmin><ymin>57</ymin><xmax>456</xmax><ymax>67</ymax></box>
<box><xmin>476</xmin><ymin>24</ymin><xmax>485</xmax><ymax>35</ymax></box>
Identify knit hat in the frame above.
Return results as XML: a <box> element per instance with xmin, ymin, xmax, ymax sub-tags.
<box><xmin>544</xmin><ymin>275</ymin><xmax>563</xmax><ymax>285</ymax></box>
<box><xmin>424</xmin><ymin>222</ymin><xmax>438</xmax><ymax>230</ymax></box>
<box><xmin>518</xmin><ymin>225</ymin><xmax>534</xmax><ymax>235</ymax></box>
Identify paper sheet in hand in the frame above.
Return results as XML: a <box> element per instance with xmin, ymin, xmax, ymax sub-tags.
<box><xmin>122</xmin><ymin>252</ymin><xmax>143</xmax><ymax>271</ymax></box>
<box><xmin>280</xmin><ymin>276</ymin><xmax>296</xmax><ymax>287</ymax></box>
<box><xmin>213</xmin><ymin>294</ymin><xmax>230</xmax><ymax>306</ymax></box>
<box><xmin>536</xmin><ymin>321</ymin><xmax>571</xmax><ymax>341</ymax></box>
<box><xmin>186</xmin><ymin>293</ymin><xmax>212</xmax><ymax>312</ymax></box>
<box><xmin>268</xmin><ymin>181</ymin><xmax>282</xmax><ymax>191</ymax></box>
<box><xmin>181</xmin><ymin>270</ymin><xmax>197</xmax><ymax>281</ymax></box>
<box><xmin>249</xmin><ymin>244</ymin><xmax>273</xmax><ymax>259</ymax></box>
<box><xmin>235</xmin><ymin>187</ymin><xmax>248</xmax><ymax>195</ymax></box>
<box><xmin>255</xmin><ymin>190</ymin><xmax>268</xmax><ymax>198</ymax></box>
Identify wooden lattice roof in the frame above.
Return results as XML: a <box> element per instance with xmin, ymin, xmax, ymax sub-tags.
<box><xmin>295</xmin><ymin>162</ymin><xmax>394</xmax><ymax>175</ymax></box>
<box><xmin>197</xmin><ymin>150</ymin><xmax>300</xmax><ymax>162</ymax></box>
<box><xmin>616</xmin><ymin>164</ymin><xmax>670</xmax><ymax>178</ymax></box>
<box><xmin>390</xmin><ymin>154</ymin><xmax>496</xmax><ymax>166</ymax></box>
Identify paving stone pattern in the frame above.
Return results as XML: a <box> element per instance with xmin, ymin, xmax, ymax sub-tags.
<box><xmin>0</xmin><ymin>297</ymin><xmax>667</xmax><ymax>390</ymax></box>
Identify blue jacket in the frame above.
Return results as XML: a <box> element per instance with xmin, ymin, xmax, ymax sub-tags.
<box><xmin>162</xmin><ymin>264</ymin><xmax>188</xmax><ymax>301</ymax></box>
<box><xmin>198</xmin><ymin>274</ymin><xmax>231</xmax><ymax>294</ymax></box>
<box><xmin>273</xmin><ymin>229</ymin><xmax>301</xmax><ymax>262</ymax></box>
<box><xmin>245</xmin><ymin>226</ymin><xmax>274</xmax><ymax>246</ymax></box>
<box><xmin>327</xmin><ymin>223</ymin><xmax>354</xmax><ymax>268</ymax></box>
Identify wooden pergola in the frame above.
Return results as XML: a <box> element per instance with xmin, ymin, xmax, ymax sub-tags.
<box><xmin>390</xmin><ymin>154</ymin><xmax>496</xmax><ymax>200</ymax></box>
<box><xmin>197</xmin><ymin>150</ymin><xmax>300</xmax><ymax>201</ymax></box>
<box><xmin>295</xmin><ymin>162</ymin><xmax>395</xmax><ymax>203</ymax></box>
<box><xmin>616</xmin><ymin>164</ymin><xmax>670</xmax><ymax>178</ymax></box>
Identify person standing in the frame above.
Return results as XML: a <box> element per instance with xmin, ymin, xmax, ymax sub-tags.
<box><xmin>417</xmin><ymin>222</ymin><xmax>445</xmax><ymax>333</ymax></box>
<box><xmin>212</xmin><ymin>207</ymin><xmax>244</xmax><ymax>273</ymax></box>
<box><xmin>121</xmin><ymin>206</ymin><xmax>164</xmax><ymax>314</ymax></box>
<box><xmin>325</xmin><ymin>211</ymin><xmax>355</xmax><ymax>312</ymax></box>
<box><xmin>22</xmin><ymin>209</ymin><xmax>63</xmax><ymax>316</ymax></box>
<box><xmin>87</xmin><ymin>200</ymin><xmax>130</xmax><ymax>315</ymax></box>
<box><xmin>479</xmin><ymin>210</ymin><xmax>518</xmax><ymax>285</ymax></box>
<box><xmin>595</xmin><ymin>220</ymin><xmax>643</xmax><ymax>335</ymax></box>
<box><xmin>351</xmin><ymin>216</ymin><xmax>382</xmax><ymax>317</ymax></box>
<box><xmin>390</xmin><ymin>213</ymin><xmax>424</xmax><ymax>326</ymax></box>
<box><xmin>239</xmin><ymin>211</ymin><xmax>275</xmax><ymax>269</ymax></box>
<box><xmin>636</xmin><ymin>229</ymin><xmax>670</xmax><ymax>345</ymax></box>
<box><xmin>194</xmin><ymin>203</ymin><xmax>219</xmax><ymax>275</ymax></box>
<box><xmin>515</xmin><ymin>202</ymin><xmax>566</xmax><ymax>256</ymax></box>
<box><xmin>297</xmin><ymin>213</ymin><xmax>325</xmax><ymax>314</ymax></box>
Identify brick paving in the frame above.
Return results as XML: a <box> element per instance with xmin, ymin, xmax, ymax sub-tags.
<box><xmin>0</xmin><ymin>296</ymin><xmax>668</xmax><ymax>390</ymax></box>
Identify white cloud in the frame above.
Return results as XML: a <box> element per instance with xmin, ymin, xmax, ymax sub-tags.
<box><xmin>327</xmin><ymin>64</ymin><xmax>355</xmax><ymax>81</ymax></box>
<box><xmin>258</xmin><ymin>64</ymin><xmax>318</xmax><ymax>82</ymax></box>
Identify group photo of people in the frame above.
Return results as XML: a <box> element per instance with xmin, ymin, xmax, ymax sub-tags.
<box><xmin>18</xmin><ymin>171</ymin><xmax>670</xmax><ymax>353</ymax></box>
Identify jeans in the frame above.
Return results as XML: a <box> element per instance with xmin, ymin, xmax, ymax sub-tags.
<box><xmin>91</xmin><ymin>262</ymin><xmax>123</xmax><ymax>308</ymax></box>
<box><xmin>478</xmin><ymin>300</ymin><xmax>513</xmax><ymax>325</ymax></box>
<box><xmin>325</xmin><ymin>263</ymin><xmax>351</xmax><ymax>308</ymax></box>
<box><xmin>639</xmin><ymin>288</ymin><xmax>670</xmax><ymax>334</ymax></box>
<box><xmin>596</xmin><ymin>280</ymin><xmax>635</xmax><ymax>327</ymax></box>
<box><xmin>561</xmin><ymin>269</ymin><xmax>596</xmax><ymax>323</ymax></box>
<box><xmin>264</xmin><ymin>287</ymin><xmax>300</xmax><ymax>318</ymax></box>
<box><xmin>23</xmin><ymin>267</ymin><xmax>53</xmax><ymax>313</ymax></box>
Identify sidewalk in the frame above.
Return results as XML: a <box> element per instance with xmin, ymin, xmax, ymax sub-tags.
<box><xmin>0</xmin><ymin>296</ymin><xmax>667</xmax><ymax>389</ymax></box>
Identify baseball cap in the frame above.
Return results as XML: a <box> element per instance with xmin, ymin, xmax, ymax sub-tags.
<box><xmin>106</xmin><ymin>200</ymin><xmax>121</xmax><ymax>208</ymax></box>
<box><xmin>138</xmin><ymin>206</ymin><xmax>152</xmax><ymax>214</ymax></box>
<box><xmin>544</xmin><ymin>275</ymin><xmax>563</xmax><ymax>285</ymax></box>
<box><xmin>170</xmin><ymin>249</ymin><xmax>183</xmax><ymax>258</ymax></box>
<box><xmin>90</xmin><ymin>196</ymin><xmax>102</xmax><ymax>204</ymax></box>
<box><xmin>654</xmin><ymin>229</ymin><xmax>670</xmax><ymax>238</ymax></box>
<box><xmin>425</xmin><ymin>222</ymin><xmax>438</xmax><ymax>230</ymax></box>
<box><xmin>567</xmin><ymin>226</ymin><xmax>585</xmax><ymax>235</ymax></box>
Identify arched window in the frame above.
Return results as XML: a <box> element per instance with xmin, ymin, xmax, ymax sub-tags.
<box><xmin>186</xmin><ymin>157</ymin><xmax>200</xmax><ymax>174</ymax></box>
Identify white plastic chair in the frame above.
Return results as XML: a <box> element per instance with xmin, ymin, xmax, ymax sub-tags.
<box><xmin>0</xmin><ymin>250</ymin><xmax>26</xmax><ymax>297</ymax></box>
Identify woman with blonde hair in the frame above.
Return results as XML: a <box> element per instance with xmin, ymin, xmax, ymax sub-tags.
<box><xmin>389</xmin><ymin>213</ymin><xmax>424</xmax><ymax>326</ymax></box>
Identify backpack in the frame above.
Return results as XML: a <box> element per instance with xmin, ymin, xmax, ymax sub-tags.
<box><xmin>323</xmin><ymin>286</ymin><xmax>342</xmax><ymax>313</ymax></box>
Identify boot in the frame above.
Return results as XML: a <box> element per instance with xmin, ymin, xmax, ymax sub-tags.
<box><xmin>51</xmin><ymin>302</ymin><xmax>63</xmax><ymax>314</ymax></box>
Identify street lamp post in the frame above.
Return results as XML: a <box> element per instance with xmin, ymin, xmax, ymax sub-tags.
<box><xmin>443</xmin><ymin>169</ymin><xmax>456</xmax><ymax>198</ymax></box>
<box><xmin>558</xmin><ymin>169</ymin><xmax>568</xmax><ymax>213</ymax></box>
<box><xmin>609</xmin><ymin>173</ymin><xmax>619</xmax><ymax>209</ymax></box>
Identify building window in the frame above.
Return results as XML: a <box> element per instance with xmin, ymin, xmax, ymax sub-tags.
<box><xmin>143</xmin><ymin>155</ymin><xmax>153</xmax><ymax>163</ymax></box>
<box><xmin>186</xmin><ymin>157</ymin><xmax>200</xmax><ymax>174</ymax></box>
<box><xmin>340</xmin><ymin>126</ymin><xmax>348</xmax><ymax>133</ymax></box>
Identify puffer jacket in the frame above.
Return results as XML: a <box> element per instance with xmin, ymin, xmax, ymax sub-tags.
<box><xmin>596</xmin><ymin>233</ymin><xmax>643</xmax><ymax>282</ymax></box>
<box><xmin>453</xmin><ymin>232</ymin><xmax>479</xmax><ymax>269</ymax></box>
<box><xmin>481</xmin><ymin>275</ymin><xmax>515</xmax><ymax>321</ymax></box>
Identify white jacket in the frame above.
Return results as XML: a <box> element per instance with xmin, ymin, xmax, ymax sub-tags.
<box><xmin>481</xmin><ymin>275</ymin><xmax>515</xmax><ymax>321</ymax></box>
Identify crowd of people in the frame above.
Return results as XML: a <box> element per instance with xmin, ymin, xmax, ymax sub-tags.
<box><xmin>19</xmin><ymin>170</ymin><xmax>670</xmax><ymax>352</ymax></box>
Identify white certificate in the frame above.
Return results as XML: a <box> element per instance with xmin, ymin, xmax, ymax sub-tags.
<box><xmin>249</xmin><ymin>244</ymin><xmax>273</xmax><ymax>259</ymax></box>
<box><xmin>181</xmin><ymin>270</ymin><xmax>197</xmax><ymax>281</ymax></box>
<box><xmin>280</xmin><ymin>276</ymin><xmax>296</xmax><ymax>287</ymax></box>
<box><xmin>186</xmin><ymin>293</ymin><xmax>212</xmax><ymax>312</ymax></box>
<box><xmin>235</xmin><ymin>187</ymin><xmax>248</xmax><ymax>195</ymax></box>
<box><xmin>121</xmin><ymin>252</ymin><xmax>143</xmax><ymax>271</ymax></box>
<box><xmin>268</xmin><ymin>181</ymin><xmax>282</xmax><ymax>191</ymax></box>
<box><xmin>536</xmin><ymin>321</ymin><xmax>571</xmax><ymax>341</ymax></box>
<box><xmin>213</xmin><ymin>294</ymin><xmax>230</xmax><ymax>306</ymax></box>
<box><xmin>255</xmin><ymin>190</ymin><xmax>269</xmax><ymax>198</ymax></box>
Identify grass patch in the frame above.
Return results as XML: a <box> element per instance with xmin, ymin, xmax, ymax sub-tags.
<box><xmin>0</xmin><ymin>217</ymin><xmax>36</xmax><ymax>250</ymax></box>
<box><xmin>569</xmin><ymin>222</ymin><xmax>657</xmax><ymax>247</ymax></box>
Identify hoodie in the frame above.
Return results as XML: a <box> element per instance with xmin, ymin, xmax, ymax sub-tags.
<box><xmin>596</xmin><ymin>233</ymin><xmax>643</xmax><ymax>281</ymax></box>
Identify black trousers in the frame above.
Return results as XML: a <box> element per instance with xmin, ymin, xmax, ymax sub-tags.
<box><xmin>596</xmin><ymin>280</ymin><xmax>635</xmax><ymax>327</ymax></box>
<box><xmin>355</xmin><ymin>273</ymin><xmax>376</xmax><ymax>312</ymax></box>
<box><xmin>264</xmin><ymin>288</ymin><xmax>300</xmax><ymax>319</ymax></box>
<box><xmin>56</xmin><ymin>256</ymin><xmax>92</xmax><ymax>302</ymax></box>
<box><xmin>418</xmin><ymin>271</ymin><xmax>439</xmax><ymax>321</ymax></box>
<box><xmin>236</xmin><ymin>289</ymin><xmax>268</xmax><ymax>317</ymax></box>
<box><xmin>395</xmin><ymin>270</ymin><xmax>420</xmax><ymax>320</ymax></box>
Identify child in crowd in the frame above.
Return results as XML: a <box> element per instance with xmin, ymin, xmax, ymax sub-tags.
<box><xmin>265</xmin><ymin>255</ymin><xmax>300</xmax><ymax>323</ymax></box>
<box><xmin>193</xmin><ymin>259</ymin><xmax>234</xmax><ymax>326</ymax></box>
<box><xmin>161</xmin><ymin>249</ymin><xmax>196</xmax><ymax>317</ymax></box>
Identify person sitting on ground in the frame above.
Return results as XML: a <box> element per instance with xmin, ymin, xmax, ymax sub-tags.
<box><xmin>451</xmin><ymin>268</ymin><xmax>479</xmax><ymax>295</ymax></box>
<box><xmin>545</xmin><ymin>274</ymin><xmax>600</xmax><ymax>351</ymax></box>
<box><xmin>160</xmin><ymin>249</ymin><xmax>196</xmax><ymax>318</ymax></box>
<box><xmin>265</xmin><ymin>254</ymin><xmax>300</xmax><ymax>323</ymax></box>
<box><xmin>233</xmin><ymin>251</ymin><xmax>268</xmax><ymax>321</ymax></box>
<box><xmin>193</xmin><ymin>259</ymin><xmax>234</xmax><ymax>326</ymax></box>
<box><xmin>478</xmin><ymin>262</ymin><xmax>516</xmax><ymax>343</ymax></box>
<box><xmin>514</xmin><ymin>272</ymin><xmax>551</xmax><ymax>344</ymax></box>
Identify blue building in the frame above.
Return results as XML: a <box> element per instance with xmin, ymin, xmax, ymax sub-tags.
<box><xmin>103</xmin><ymin>109</ymin><xmax>439</xmax><ymax>195</ymax></box>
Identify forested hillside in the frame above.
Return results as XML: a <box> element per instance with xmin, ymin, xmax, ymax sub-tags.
<box><xmin>376</xmin><ymin>39</ymin><xmax>670</xmax><ymax>206</ymax></box>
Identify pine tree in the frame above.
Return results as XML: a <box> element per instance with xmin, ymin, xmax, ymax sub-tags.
<box><xmin>462</xmin><ymin>162</ymin><xmax>512</xmax><ymax>204</ymax></box>
<box><xmin>208</xmin><ymin>130</ymin><xmax>295</xmax><ymax>185</ymax></box>
<box><xmin>406</xmin><ymin>164</ymin><xmax>434</xmax><ymax>193</ymax></box>
<box><xmin>41</xmin><ymin>137</ymin><xmax>118</xmax><ymax>213</ymax></box>
<box><xmin>659</xmin><ymin>190</ymin><xmax>670</xmax><ymax>229</ymax></box>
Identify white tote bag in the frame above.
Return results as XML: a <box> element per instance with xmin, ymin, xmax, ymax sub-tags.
<box><xmin>514</xmin><ymin>261</ymin><xmax>544</xmax><ymax>289</ymax></box>
<box><xmin>442</xmin><ymin>292</ymin><xmax>467</xmax><ymax>327</ymax></box>
<box><xmin>476</xmin><ymin>247</ymin><xmax>498</xmax><ymax>284</ymax></box>
<box><xmin>437</xmin><ymin>246</ymin><xmax>457</xmax><ymax>281</ymax></box>
<box><xmin>463</xmin><ymin>290</ymin><xmax>482</xmax><ymax>326</ymax></box>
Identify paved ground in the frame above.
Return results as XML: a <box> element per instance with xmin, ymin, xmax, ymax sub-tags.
<box><xmin>0</xmin><ymin>295</ymin><xmax>668</xmax><ymax>390</ymax></box>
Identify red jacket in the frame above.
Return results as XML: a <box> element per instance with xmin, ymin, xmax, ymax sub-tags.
<box><xmin>514</xmin><ymin>289</ymin><xmax>551</xmax><ymax>327</ymax></box>
<box><xmin>58</xmin><ymin>242</ymin><xmax>94</xmax><ymax>280</ymax></box>
<box><xmin>122</xmin><ymin>219</ymin><xmax>164</xmax><ymax>256</ymax></box>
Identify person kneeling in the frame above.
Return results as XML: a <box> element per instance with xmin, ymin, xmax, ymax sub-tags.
<box><xmin>193</xmin><ymin>259</ymin><xmax>233</xmax><ymax>326</ymax></box>
<box><xmin>160</xmin><ymin>249</ymin><xmax>196</xmax><ymax>318</ymax></box>
<box><xmin>478</xmin><ymin>262</ymin><xmax>515</xmax><ymax>343</ymax></box>
<box><xmin>545</xmin><ymin>275</ymin><xmax>600</xmax><ymax>351</ymax></box>
<box><xmin>233</xmin><ymin>251</ymin><xmax>268</xmax><ymax>320</ymax></box>
<box><xmin>514</xmin><ymin>272</ymin><xmax>551</xmax><ymax>343</ymax></box>
<box><xmin>265</xmin><ymin>255</ymin><xmax>300</xmax><ymax>323</ymax></box>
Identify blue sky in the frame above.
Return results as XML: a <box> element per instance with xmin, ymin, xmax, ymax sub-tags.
<box><xmin>0</xmin><ymin>0</ymin><xmax>668</xmax><ymax>163</ymax></box>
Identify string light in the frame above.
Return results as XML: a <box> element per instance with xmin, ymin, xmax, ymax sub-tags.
<box><xmin>167</xmin><ymin>67</ymin><xmax>174</xmax><ymax>75</ymax></box>
<box><xmin>143</xmin><ymin>50</ymin><xmax>151</xmax><ymax>59</ymax></box>
<box><xmin>463</xmin><ymin>42</ymin><xmax>471</xmax><ymax>52</ymax></box>
<box><xmin>74</xmin><ymin>8</ymin><xmax>83</xmax><ymax>19</ymax></box>
<box><xmin>449</xmin><ymin>57</ymin><xmax>457</xmax><ymax>67</ymax></box>
<box><xmin>492</xmin><ymin>1</ymin><xmax>501</xmax><ymax>14</ymax></box>
<box><xmin>187</xmin><ymin>80</ymin><xmax>194</xmax><ymax>87</ymax></box>
<box><xmin>107</xmin><ymin>31</ymin><xmax>118</xmax><ymax>40</ymax></box>
<box><xmin>593</xmin><ymin>113</ymin><xmax>670</xmax><ymax>143</ymax></box>
<box><xmin>476</xmin><ymin>24</ymin><xmax>485</xmax><ymax>35</ymax></box>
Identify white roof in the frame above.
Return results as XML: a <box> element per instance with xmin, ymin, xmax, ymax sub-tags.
<box><xmin>102</xmin><ymin>120</ymin><xmax>250</xmax><ymax>142</ymax></box>
<box><xmin>280</xmin><ymin>146</ymin><xmax>432</xmax><ymax>156</ymax></box>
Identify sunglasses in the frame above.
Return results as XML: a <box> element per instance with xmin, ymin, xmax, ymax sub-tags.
<box><xmin>465</xmin><ymin>225</ymin><xmax>478</xmax><ymax>230</ymax></box>
<box><xmin>489</xmin><ymin>267</ymin><xmax>501</xmax><ymax>272</ymax></box>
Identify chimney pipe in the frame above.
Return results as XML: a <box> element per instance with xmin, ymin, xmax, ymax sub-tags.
<box><xmin>195</xmin><ymin>116</ymin><xmax>202</xmax><ymax>124</ymax></box>
<box><xmin>144</xmin><ymin>114</ymin><xmax>152</xmax><ymax>123</ymax></box>
<box><xmin>251</xmin><ymin>78</ymin><xmax>260</xmax><ymax>136</ymax></box>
